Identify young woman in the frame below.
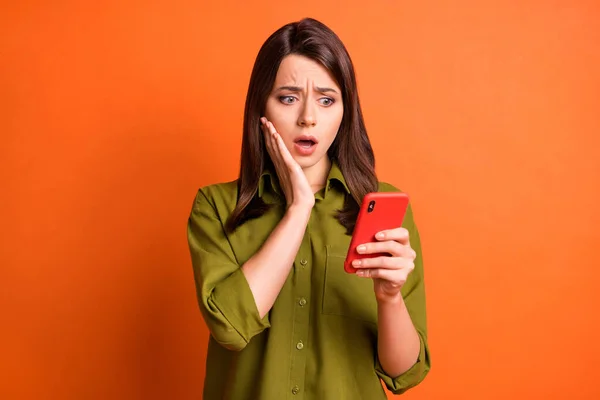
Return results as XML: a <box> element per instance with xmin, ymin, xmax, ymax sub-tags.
<box><xmin>187</xmin><ymin>17</ymin><xmax>430</xmax><ymax>399</ymax></box>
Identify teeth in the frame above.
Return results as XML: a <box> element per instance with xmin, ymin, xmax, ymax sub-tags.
<box><xmin>297</xmin><ymin>140</ymin><xmax>314</xmax><ymax>149</ymax></box>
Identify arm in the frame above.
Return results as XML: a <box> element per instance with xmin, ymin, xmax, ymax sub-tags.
<box><xmin>188</xmin><ymin>189</ymin><xmax>267</xmax><ymax>351</ymax></box>
<box><xmin>187</xmin><ymin>190</ymin><xmax>310</xmax><ymax>350</ymax></box>
<box><xmin>244</xmin><ymin>118</ymin><xmax>316</xmax><ymax>317</ymax></box>
<box><xmin>187</xmin><ymin>117</ymin><xmax>315</xmax><ymax>351</ymax></box>
<box><xmin>352</xmin><ymin>204</ymin><xmax>430</xmax><ymax>393</ymax></box>
<box><xmin>377</xmin><ymin>294</ymin><xmax>421</xmax><ymax>377</ymax></box>
<box><xmin>242</xmin><ymin>204</ymin><xmax>311</xmax><ymax>318</ymax></box>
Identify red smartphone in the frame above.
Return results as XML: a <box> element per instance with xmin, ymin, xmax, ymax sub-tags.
<box><xmin>344</xmin><ymin>192</ymin><xmax>410</xmax><ymax>274</ymax></box>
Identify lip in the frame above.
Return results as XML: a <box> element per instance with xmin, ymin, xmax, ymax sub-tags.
<box><xmin>293</xmin><ymin>135</ymin><xmax>319</xmax><ymax>144</ymax></box>
<box><xmin>293</xmin><ymin>135</ymin><xmax>318</xmax><ymax>156</ymax></box>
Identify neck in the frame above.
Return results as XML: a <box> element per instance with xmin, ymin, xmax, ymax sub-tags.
<box><xmin>303</xmin><ymin>156</ymin><xmax>331</xmax><ymax>192</ymax></box>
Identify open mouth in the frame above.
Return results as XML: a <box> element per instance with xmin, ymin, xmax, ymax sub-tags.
<box><xmin>293</xmin><ymin>135</ymin><xmax>318</xmax><ymax>155</ymax></box>
<box><xmin>296</xmin><ymin>139</ymin><xmax>316</xmax><ymax>148</ymax></box>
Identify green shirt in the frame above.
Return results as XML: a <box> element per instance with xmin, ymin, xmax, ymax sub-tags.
<box><xmin>187</xmin><ymin>162</ymin><xmax>430</xmax><ymax>399</ymax></box>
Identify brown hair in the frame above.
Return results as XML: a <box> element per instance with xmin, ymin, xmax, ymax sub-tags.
<box><xmin>225</xmin><ymin>17</ymin><xmax>378</xmax><ymax>234</ymax></box>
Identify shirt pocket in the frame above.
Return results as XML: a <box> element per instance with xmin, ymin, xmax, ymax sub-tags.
<box><xmin>322</xmin><ymin>245</ymin><xmax>378</xmax><ymax>324</ymax></box>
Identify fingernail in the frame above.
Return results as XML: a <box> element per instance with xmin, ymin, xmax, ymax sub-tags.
<box><xmin>356</xmin><ymin>270</ymin><xmax>365</xmax><ymax>277</ymax></box>
<box><xmin>357</xmin><ymin>245</ymin><xmax>366</xmax><ymax>253</ymax></box>
<box><xmin>376</xmin><ymin>232</ymin><xmax>385</xmax><ymax>239</ymax></box>
<box><xmin>352</xmin><ymin>260</ymin><xmax>361</xmax><ymax>266</ymax></box>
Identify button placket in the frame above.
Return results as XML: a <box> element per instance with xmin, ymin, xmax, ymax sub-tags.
<box><xmin>290</xmin><ymin>233</ymin><xmax>311</xmax><ymax>399</ymax></box>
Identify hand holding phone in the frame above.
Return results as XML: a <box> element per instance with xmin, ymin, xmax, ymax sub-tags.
<box><xmin>344</xmin><ymin>192</ymin><xmax>410</xmax><ymax>274</ymax></box>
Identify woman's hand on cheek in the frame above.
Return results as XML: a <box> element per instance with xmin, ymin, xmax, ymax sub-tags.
<box><xmin>260</xmin><ymin>117</ymin><xmax>314</xmax><ymax>210</ymax></box>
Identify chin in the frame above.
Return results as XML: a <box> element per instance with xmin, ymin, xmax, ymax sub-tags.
<box><xmin>294</xmin><ymin>154</ymin><xmax>327</xmax><ymax>170</ymax></box>
<box><xmin>293</xmin><ymin>158</ymin><xmax>314</xmax><ymax>169</ymax></box>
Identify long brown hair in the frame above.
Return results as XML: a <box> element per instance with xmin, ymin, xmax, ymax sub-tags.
<box><xmin>225</xmin><ymin>18</ymin><xmax>378</xmax><ymax>235</ymax></box>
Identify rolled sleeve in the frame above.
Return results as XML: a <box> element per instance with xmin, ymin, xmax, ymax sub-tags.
<box><xmin>375</xmin><ymin>331</ymin><xmax>430</xmax><ymax>394</ymax></box>
<box><xmin>187</xmin><ymin>188</ymin><xmax>270</xmax><ymax>351</ymax></box>
<box><xmin>376</xmin><ymin>202</ymin><xmax>431</xmax><ymax>394</ymax></box>
<box><xmin>209</xmin><ymin>268</ymin><xmax>271</xmax><ymax>348</ymax></box>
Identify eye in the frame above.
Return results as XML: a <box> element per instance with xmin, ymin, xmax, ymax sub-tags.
<box><xmin>279</xmin><ymin>96</ymin><xmax>297</xmax><ymax>105</ymax></box>
<box><xmin>319</xmin><ymin>97</ymin><xmax>335</xmax><ymax>107</ymax></box>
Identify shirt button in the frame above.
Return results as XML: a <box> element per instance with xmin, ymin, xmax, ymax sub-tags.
<box><xmin>296</xmin><ymin>341</ymin><xmax>304</xmax><ymax>350</ymax></box>
<box><xmin>298</xmin><ymin>298</ymin><xmax>307</xmax><ymax>306</ymax></box>
<box><xmin>300</xmin><ymin>259</ymin><xmax>308</xmax><ymax>266</ymax></box>
<box><xmin>292</xmin><ymin>386</ymin><xmax>300</xmax><ymax>395</ymax></box>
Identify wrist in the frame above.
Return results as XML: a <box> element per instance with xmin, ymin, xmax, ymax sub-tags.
<box><xmin>376</xmin><ymin>292</ymin><xmax>404</xmax><ymax>307</ymax></box>
<box><xmin>286</xmin><ymin>203</ymin><xmax>313</xmax><ymax>219</ymax></box>
<box><xmin>287</xmin><ymin>200</ymin><xmax>313</xmax><ymax>212</ymax></box>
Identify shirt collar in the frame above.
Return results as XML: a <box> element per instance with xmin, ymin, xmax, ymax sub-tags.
<box><xmin>257</xmin><ymin>169</ymin><xmax>280</xmax><ymax>198</ymax></box>
<box><xmin>257</xmin><ymin>160</ymin><xmax>350</xmax><ymax>199</ymax></box>
<box><xmin>324</xmin><ymin>160</ymin><xmax>350</xmax><ymax>197</ymax></box>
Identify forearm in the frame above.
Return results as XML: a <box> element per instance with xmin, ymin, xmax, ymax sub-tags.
<box><xmin>242</xmin><ymin>204</ymin><xmax>311</xmax><ymax>318</ymax></box>
<box><xmin>377</xmin><ymin>295</ymin><xmax>421</xmax><ymax>378</ymax></box>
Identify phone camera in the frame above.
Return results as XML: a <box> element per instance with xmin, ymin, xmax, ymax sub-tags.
<box><xmin>367</xmin><ymin>200</ymin><xmax>375</xmax><ymax>213</ymax></box>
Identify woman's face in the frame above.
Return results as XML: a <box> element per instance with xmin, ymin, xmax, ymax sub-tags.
<box><xmin>264</xmin><ymin>54</ymin><xmax>344</xmax><ymax>170</ymax></box>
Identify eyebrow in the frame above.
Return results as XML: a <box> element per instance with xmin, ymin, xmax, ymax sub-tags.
<box><xmin>276</xmin><ymin>85</ymin><xmax>339</xmax><ymax>94</ymax></box>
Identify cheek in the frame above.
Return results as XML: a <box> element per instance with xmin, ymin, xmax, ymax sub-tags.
<box><xmin>323</xmin><ymin>109</ymin><xmax>344</xmax><ymax>142</ymax></box>
<box><xmin>265</xmin><ymin>102</ymin><xmax>296</xmax><ymax>132</ymax></box>
<box><xmin>263</xmin><ymin>98</ymin><xmax>277</xmax><ymax>121</ymax></box>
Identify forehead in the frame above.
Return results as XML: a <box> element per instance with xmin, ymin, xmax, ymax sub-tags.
<box><xmin>274</xmin><ymin>54</ymin><xmax>339</xmax><ymax>88</ymax></box>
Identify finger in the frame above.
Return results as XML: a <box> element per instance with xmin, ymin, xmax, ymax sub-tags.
<box><xmin>267</xmin><ymin>124</ymin><xmax>279</xmax><ymax>158</ymax></box>
<box><xmin>276</xmin><ymin>134</ymin><xmax>297</xmax><ymax>170</ymax></box>
<box><xmin>262</xmin><ymin>120</ymin><xmax>280</xmax><ymax>162</ymax></box>
<box><xmin>357</xmin><ymin>242</ymin><xmax>416</xmax><ymax>259</ymax></box>
<box><xmin>356</xmin><ymin>241</ymin><xmax>405</xmax><ymax>257</ymax></box>
<box><xmin>262</xmin><ymin>120</ymin><xmax>294</xmax><ymax>200</ymax></box>
<box><xmin>265</xmin><ymin>121</ymin><xmax>279</xmax><ymax>152</ymax></box>
<box><xmin>266</xmin><ymin>120</ymin><xmax>279</xmax><ymax>138</ymax></box>
<box><xmin>268</xmin><ymin>122</ymin><xmax>297</xmax><ymax>170</ymax></box>
<box><xmin>267</xmin><ymin>124</ymin><xmax>289</xmax><ymax>174</ymax></box>
<box><xmin>375</xmin><ymin>227</ymin><xmax>410</xmax><ymax>245</ymax></box>
<box><xmin>352</xmin><ymin>256</ymin><xmax>414</xmax><ymax>270</ymax></box>
<box><xmin>356</xmin><ymin>268</ymin><xmax>408</xmax><ymax>283</ymax></box>
<box><xmin>260</xmin><ymin>118</ymin><xmax>273</xmax><ymax>148</ymax></box>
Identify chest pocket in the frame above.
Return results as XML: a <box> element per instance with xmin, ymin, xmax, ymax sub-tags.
<box><xmin>321</xmin><ymin>245</ymin><xmax>378</xmax><ymax>324</ymax></box>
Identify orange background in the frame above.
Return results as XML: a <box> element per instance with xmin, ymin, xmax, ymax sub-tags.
<box><xmin>2</xmin><ymin>1</ymin><xmax>599</xmax><ymax>399</ymax></box>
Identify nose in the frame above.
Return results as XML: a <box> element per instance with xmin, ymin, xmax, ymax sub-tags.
<box><xmin>297</xmin><ymin>103</ymin><xmax>317</xmax><ymax>127</ymax></box>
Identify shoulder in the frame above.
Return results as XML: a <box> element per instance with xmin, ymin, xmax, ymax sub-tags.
<box><xmin>192</xmin><ymin>179</ymin><xmax>239</xmax><ymax>215</ymax></box>
<box><xmin>377</xmin><ymin>181</ymin><xmax>403</xmax><ymax>193</ymax></box>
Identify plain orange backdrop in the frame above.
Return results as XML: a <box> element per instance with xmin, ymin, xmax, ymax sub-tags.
<box><xmin>2</xmin><ymin>1</ymin><xmax>599</xmax><ymax>399</ymax></box>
